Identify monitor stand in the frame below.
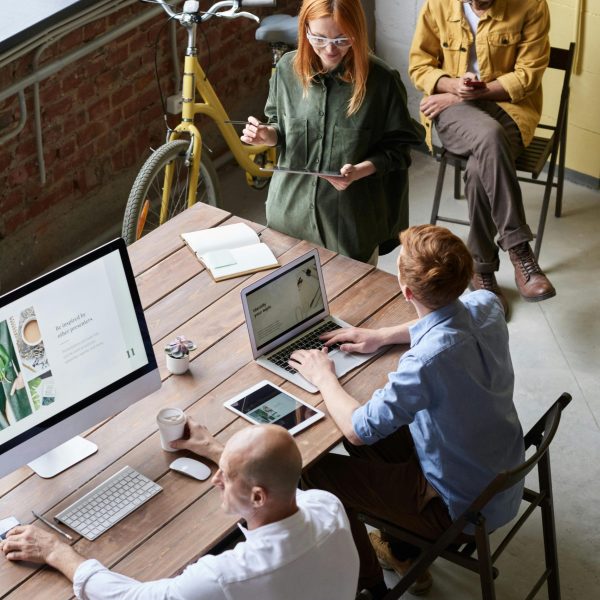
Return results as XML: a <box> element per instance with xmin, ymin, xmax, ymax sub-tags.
<box><xmin>28</xmin><ymin>436</ymin><xmax>98</xmax><ymax>479</ymax></box>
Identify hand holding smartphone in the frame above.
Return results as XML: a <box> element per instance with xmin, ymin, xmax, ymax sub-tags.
<box><xmin>465</xmin><ymin>78</ymin><xmax>486</xmax><ymax>89</ymax></box>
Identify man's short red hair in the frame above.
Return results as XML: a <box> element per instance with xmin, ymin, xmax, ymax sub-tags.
<box><xmin>398</xmin><ymin>225</ymin><xmax>474</xmax><ymax>310</ymax></box>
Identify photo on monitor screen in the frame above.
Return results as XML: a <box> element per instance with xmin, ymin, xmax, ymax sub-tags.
<box><xmin>0</xmin><ymin>239</ymin><xmax>160</xmax><ymax>477</ymax></box>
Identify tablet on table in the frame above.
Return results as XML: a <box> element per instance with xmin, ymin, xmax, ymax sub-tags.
<box><xmin>224</xmin><ymin>380</ymin><xmax>324</xmax><ymax>435</ymax></box>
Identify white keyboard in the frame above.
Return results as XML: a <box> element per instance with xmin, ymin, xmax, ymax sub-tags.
<box><xmin>55</xmin><ymin>466</ymin><xmax>162</xmax><ymax>540</ymax></box>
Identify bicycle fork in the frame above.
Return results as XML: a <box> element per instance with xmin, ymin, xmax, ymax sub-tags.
<box><xmin>159</xmin><ymin>53</ymin><xmax>202</xmax><ymax>224</ymax></box>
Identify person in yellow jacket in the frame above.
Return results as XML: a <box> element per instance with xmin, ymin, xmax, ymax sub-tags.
<box><xmin>409</xmin><ymin>0</ymin><xmax>556</xmax><ymax>315</ymax></box>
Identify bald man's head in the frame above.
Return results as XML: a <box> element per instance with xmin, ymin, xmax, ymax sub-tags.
<box><xmin>223</xmin><ymin>425</ymin><xmax>302</xmax><ymax>500</ymax></box>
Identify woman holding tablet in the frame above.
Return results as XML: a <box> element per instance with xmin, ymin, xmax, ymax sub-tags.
<box><xmin>242</xmin><ymin>0</ymin><xmax>424</xmax><ymax>264</ymax></box>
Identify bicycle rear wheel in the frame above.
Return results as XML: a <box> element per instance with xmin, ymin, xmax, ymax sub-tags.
<box><xmin>122</xmin><ymin>140</ymin><xmax>221</xmax><ymax>245</ymax></box>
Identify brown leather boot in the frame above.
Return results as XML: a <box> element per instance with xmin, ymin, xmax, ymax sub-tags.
<box><xmin>470</xmin><ymin>272</ymin><xmax>509</xmax><ymax>317</ymax></box>
<box><xmin>508</xmin><ymin>242</ymin><xmax>556</xmax><ymax>302</ymax></box>
<box><xmin>369</xmin><ymin>531</ymin><xmax>433</xmax><ymax>596</ymax></box>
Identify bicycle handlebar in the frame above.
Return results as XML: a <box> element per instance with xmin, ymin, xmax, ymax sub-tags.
<box><xmin>240</xmin><ymin>0</ymin><xmax>276</xmax><ymax>6</ymax></box>
<box><xmin>152</xmin><ymin>0</ymin><xmax>275</xmax><ymax>23</ymax></box>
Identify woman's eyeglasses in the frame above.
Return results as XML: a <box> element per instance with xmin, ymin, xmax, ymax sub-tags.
<box><xmin>306</xmin><ymin>30</ymin><xmax>353</xmax><ymax>49</ymax></box>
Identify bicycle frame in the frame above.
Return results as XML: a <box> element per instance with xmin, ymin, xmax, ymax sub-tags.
<box><xmin>163</xmin><ymin>16</ymin><xmax>275</xmax><ymax>219</ymax></box>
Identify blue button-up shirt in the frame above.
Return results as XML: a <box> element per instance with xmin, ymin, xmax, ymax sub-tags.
<box><xmin>352</xmin><ymin>291</ymin><xmax>524</xmax><ymax>531</ymax></box>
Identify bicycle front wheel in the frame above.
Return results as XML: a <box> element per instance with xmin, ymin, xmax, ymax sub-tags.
<box><xmin>122</xmin><ymin>140</ymin><xmax>221</xmax><ymax>245</ymax></box>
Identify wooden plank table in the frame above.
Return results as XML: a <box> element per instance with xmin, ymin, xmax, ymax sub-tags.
<box><xmin>0</xmin><ymin>203</ymin><xmax>416</xmax><ymax>599</ymax></box>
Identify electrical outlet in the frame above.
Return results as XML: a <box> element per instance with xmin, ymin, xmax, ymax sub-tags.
<box><xmin>166</xmin><ymin>94</ymin><xmax>183</xmax><ymax>115</ymax></box>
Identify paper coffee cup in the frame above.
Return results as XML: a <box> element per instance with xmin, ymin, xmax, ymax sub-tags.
<box><xmin>157</xmin><ymin>407</ymin><xmax>186</xmax><ymax>452</ymax></box>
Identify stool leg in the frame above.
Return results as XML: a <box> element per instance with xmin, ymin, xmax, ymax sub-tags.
<box><xmin>453</xmin><ymin>162</ymin><xmax>462</xmax><ymax>199</ymax></box>
<box><xmin>430</xmin><ymin>155</ymin><xmax>448</xmax><ymax>225</ymax></box>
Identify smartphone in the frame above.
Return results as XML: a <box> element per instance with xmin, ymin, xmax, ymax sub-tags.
<box><xmin>465</xmin><ymin>79</ymin><xmax>486</xmax><ymax>89</ymax></box>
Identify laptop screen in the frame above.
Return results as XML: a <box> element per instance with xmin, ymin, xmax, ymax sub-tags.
<box><xmin>245</xmin><ymin>254</ymin><xmax>326</xmax><ymax>351</ymax></box>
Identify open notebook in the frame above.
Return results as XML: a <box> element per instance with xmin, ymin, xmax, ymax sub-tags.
<box><xmin>181</xmin><ymin>223</ymin><xmax>278</xmax><ymax>281</ymax></box>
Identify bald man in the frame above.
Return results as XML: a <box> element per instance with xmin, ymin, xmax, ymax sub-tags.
<box><xmin>1</xmin><ymin>423</ymin><xmax>359</xmax><ymax>600</ymax></box>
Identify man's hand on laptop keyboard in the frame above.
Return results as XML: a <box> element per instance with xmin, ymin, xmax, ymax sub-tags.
<box><xmin>289</xmin><ymin>347</ymin><xmax>336</xmax><ymax>388</ymax></box>
<box><xmin>320</xmin><ymin>327</ymin><xmax>384</xmax><ymax>354</ymax></box>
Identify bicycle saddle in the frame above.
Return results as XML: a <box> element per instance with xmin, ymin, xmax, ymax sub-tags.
<box><xmin>255</xmin><ymin>14</ymin><xmax>298</xmax><ymax>46</ymax></box>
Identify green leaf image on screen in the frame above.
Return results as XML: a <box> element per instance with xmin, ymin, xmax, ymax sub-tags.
<box><xmin>28</xmin><ymin>377</ymin><xmax>42</xmax><ymax>411</ymax></box>
<box><xmin>0</xmin><ymin>321</ymin><xmax>33</xmax><ymax>429</ymax></box>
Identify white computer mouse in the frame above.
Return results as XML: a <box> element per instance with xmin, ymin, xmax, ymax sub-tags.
<box><xmin>169</xmin><ymin>457</ymin><xmax>212</xmax><ymax>481</ymax></box>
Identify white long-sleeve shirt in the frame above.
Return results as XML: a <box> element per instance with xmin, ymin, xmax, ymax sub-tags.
<box><xmin>72</xmin><ymin>489</ymin><xmax>359</xmax><ymax>600</ymax></box>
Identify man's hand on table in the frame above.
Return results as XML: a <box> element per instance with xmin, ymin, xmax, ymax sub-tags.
<box><xmin>170</xmin><ymin>417</ymin><xmax>224</xmax><ymax>464</ymax></box>
<box><xmin>1</xmin><ymin>525</ymin><xmax>84</xmax><ymax>580</ymax></box>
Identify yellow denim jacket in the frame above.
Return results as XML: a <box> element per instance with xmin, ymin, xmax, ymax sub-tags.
<box><xmin>409</xmin><ymin>0</ymin><xmax>550</xmax><ymax>149</ymax></box>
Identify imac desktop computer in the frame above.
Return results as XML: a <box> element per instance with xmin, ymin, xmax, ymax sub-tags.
<box><xmin>0</xmin><ymin>238</ymin><xmax>161</xmax><ymax>479</ymax></box>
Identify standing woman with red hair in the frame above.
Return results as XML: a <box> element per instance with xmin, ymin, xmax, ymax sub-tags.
<box><xmin>243</xmin><ymin>0</ymin><xmax>424</xmax><ymax>264</ymax></box>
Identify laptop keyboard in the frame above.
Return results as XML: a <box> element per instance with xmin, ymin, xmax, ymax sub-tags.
<box><xmin>55</xmin><ymin>466</ymin><xmax>162</xmax><ymax>540</ymax></box>
<box><xmin>268</xmin><ymin>321</ymin><xmax>342</xmax><ymax>374</ymax></box>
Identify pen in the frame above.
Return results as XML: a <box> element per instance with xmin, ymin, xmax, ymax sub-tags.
<box><xmin>32</xmin><ymin>510</ymin><xmax>73</xmax><ymax>541</ymax></box>
<box><xmin>223</xmin><ymin>120</ymin><xmax>263</xmax><ymax>126</ymax></box>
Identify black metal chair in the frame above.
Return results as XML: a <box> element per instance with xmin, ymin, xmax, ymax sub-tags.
<box><xmin>429</xmin><ymin>43</ymin><xmax>576</xmax><ymax>260</ymax></box>
<box><xmin>358</xmin><ymin>392</ymin><xmax>572</xmax><ymax>600</ymax></box>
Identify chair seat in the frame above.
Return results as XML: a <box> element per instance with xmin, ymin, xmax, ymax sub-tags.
<box><xmin>516</xmin><ymin>135</ymin><xmax>555</xmax><ymax>178</ymax></box>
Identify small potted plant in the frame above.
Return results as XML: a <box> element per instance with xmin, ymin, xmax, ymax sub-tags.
<box><xmin>164</xmin><ymin>335</ymin><xmax>197</xmax><ymax>375</ymax></box>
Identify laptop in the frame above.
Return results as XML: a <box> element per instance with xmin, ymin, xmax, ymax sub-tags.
<box><xmin>240</xmin><ymin>249</ymin><xmax>380</xmax><ymax>393</ymax></box>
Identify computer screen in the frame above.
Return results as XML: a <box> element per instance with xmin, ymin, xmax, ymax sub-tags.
<box><xmin>244</xmin><ymin>253</ymin><xmax>326</xmax><ymax>351</ymax></box>
<box><xmin>0</xmin><ymin>238</ymin><xmax>160</xmax><ymax>478</ymax></box>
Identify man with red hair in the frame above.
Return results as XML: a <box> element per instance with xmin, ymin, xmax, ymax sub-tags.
<box><xmin>291</xmin><ymin>225</ymin><xmax>525</xmax><ymax>599</ymax></box>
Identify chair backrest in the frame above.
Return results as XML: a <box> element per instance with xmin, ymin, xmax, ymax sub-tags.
<box><xmin>545</xmin><ymin>43</ymin><xmax>576</xmax><ymax>136</ymax></box>
<box><xmin>465</xmin><ymin>393</ymin><xmax>572</xmax><ymax>518</ymax></box>
<box><xmin>549</xmin><ymin>44</ymin><xmax>575</xmax><ymax>72</ymax></box>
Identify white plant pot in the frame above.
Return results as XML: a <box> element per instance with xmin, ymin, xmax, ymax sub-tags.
<box><xmin>165</xmin><ymin>353</ymin><xmax>190</xmax><ymax>375</ymax></box>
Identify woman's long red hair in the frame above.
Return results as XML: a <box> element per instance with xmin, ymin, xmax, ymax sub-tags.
<box><xmin>293</xmin><ymin>0</ymin><xmax>370</xmax><ymax>116</ymax></box>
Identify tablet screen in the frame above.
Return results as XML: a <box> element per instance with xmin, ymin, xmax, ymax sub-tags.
<box><xmin>229</xmin><ymin>383</ymin><xmax>318</xmax><ymax>431</ymax></box>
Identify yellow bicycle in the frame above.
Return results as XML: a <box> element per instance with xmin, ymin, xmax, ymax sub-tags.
<box><xmin>122</xmin><ymin>0</ymin><xmax>296</xmax><ymax>244</ymax></box>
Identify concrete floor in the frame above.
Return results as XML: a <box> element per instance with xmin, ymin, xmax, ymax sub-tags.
<box><xmin>218</xmin><ymin>150</ymin><xmax>600</xmax><ymax>599</ymax></box>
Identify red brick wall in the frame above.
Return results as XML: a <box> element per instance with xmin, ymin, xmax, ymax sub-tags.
<box><xmin>0</xmin><ymin>1</ymin><xmax>298</xmax><ymax>288</ymax></box>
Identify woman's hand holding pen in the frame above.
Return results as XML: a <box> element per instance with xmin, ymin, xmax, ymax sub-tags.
<box><xmin>240</xmin><ymin>116</ymin><xmax>278</xmax><ymax>147</ymax></box>
<box><xmin>321</xmin><ymin>161</ymin><xmax>376</xmax><ymax>191</ymax></box>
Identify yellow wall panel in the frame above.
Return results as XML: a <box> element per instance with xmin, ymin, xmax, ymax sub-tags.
<box><xmin>583</xmin><ymin>0</ymin><xmax>600</xmax><ymax>13</ymax></box>
<box><xmin>565</xmin><ymin>126</ymin><xmax>600</xmax><ymax>179</ymax></box>
<box><xmin>544</xmin><ymin>0</ymin><xmax>599</xmax><ymax>180</ymax></box>
<box><xmin>548</xmin><ymin>0</ymin><xmax>579</xmax><ymax>8</ymax></box>
<box><xmin>548</xmin><ymin>3</ymin><xmax>576</xmax><ymax>48</ymax></box>
<box><xmin>568</xmin><ymin>72</ymin><xmax>600</xmax><ymax>132</ymax></box>
<box><xmin>577</xmin><ymin>12</ymin><xmax>600</xmax><ymax>74</ymax></box>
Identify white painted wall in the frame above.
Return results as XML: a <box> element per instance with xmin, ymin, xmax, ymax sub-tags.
<box><xmin>374</xmin><ymin>0</ymin><xmax>425</xmax><ymax>121</ymax></box>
